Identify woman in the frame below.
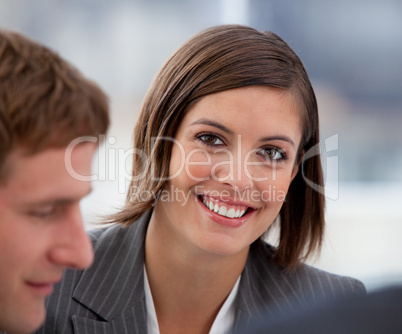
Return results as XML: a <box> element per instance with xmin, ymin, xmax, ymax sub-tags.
<box><xmin>38</xmin><ymin>25</ymin><xmax>365</xmax><ymax>334</ymax></box>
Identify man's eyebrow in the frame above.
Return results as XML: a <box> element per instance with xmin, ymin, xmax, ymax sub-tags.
<box><xmin>25</xmin><ymin>188</ymin><xmax>93</xmax><ymax>207</ymax></box>
<box><xmin>189</xmin><ymin>118</ymin><xmax>234</xmax><ymax>135</ymax></box>
<box><xmin>259</xmin><ymin>136</ymin><xmax>296</xmax><ymax>148</ymax></box>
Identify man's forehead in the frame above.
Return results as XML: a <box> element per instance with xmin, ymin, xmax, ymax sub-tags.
<box><xmin>0</xmin><ymin>148</ymin><xmax>20</xmax><ymax>187</ymax></box>
<box><xmin>0</xmin><ymin>146</ymin><xmax>94</xmax><ymax>202</ymax></box>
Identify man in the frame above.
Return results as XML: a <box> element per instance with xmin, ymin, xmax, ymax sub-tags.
<box><xmin>0</xmin><ymin>29</ymin><xmax>109</xmax><ymax>334</ymax></box>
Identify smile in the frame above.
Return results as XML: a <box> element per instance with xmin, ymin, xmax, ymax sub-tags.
<box><xmin>200</xmin><ymin>195</ymin><xmax>249</xmax><ymax>219</ymax></box>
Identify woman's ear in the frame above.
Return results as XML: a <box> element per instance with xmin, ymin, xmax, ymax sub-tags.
<box><xmin>291</xmin><ymin>150</ymin><xmax>305</xmax><ymax>181</ymax></box>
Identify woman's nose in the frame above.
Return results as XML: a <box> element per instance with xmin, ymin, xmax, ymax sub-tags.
<box><xmin>213</xmin><ymin>151</ymin><xmax>254</xmax><ymax>192</ymax></box>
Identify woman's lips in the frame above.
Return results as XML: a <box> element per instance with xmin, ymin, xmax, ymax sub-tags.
<box><xmin>201</xmin><ymin>195</ymin><xmax>248</xmax><ymax>218</ymax></box>
<box><xmin>197</xmin><ymin>195</ymin><xmax>255</xmax><ymax>227</ymax></box>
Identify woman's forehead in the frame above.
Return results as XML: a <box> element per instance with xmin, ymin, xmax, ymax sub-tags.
<box><xmin>176</xmin><ymin>86</ymin><xmax>303</xmax><ymax>145</ymax></box>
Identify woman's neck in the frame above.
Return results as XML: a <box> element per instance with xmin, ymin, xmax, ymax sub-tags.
<box><xmin>144</xmin><ymin>210</ymin><xmax>249</xmax><ymax>334</ymax></box>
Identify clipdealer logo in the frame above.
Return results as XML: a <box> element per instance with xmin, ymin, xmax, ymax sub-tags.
<box><xmin>64</xmin><ymin>134</ymin><xmax>340</xmax><ymax>200</ymax></box>
<box><xmin>302</xmin><ymin>134</ymin><xmax>339</xmax><ymax>200</ymax></box>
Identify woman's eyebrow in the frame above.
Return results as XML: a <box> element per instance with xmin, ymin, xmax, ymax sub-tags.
<box><xmin>189</xmin><ymin>118</ymin><xmax>234</xmax><ymax>135</ymax></box>
<box><xmin>259</xmin><ymin>135</ymin><xmax>296</xmax><ymax>148</ymax></box>
<box><xmin>190</xmin><ymin>118</ymin><xmax>296</xmax><ymax>147</ymax></box>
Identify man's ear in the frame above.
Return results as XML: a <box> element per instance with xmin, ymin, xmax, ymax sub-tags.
<box><xmin>291</xmin><ymin>150</ymin><xmax>305</xmax><ymax>181</ymax></box>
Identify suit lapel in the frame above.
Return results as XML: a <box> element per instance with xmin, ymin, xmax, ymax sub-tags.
<box><xmin>233</xmin><ymin>244</ymin><xmax>305</xmax><ymax>332</ymax></box>
<box><xmin>71</xmin><ymin>212</ymin><xmax>151</xmax><ymax>332</ymax></box>
<box><xmin>69</xmin><ymin>213</ymin><xmax>307</xmax><ymax>333</ymax></box>
<box><xmin>71</xmin><ymin>309</ymin><xmax>147</xmax><ymax>334</ymax></box>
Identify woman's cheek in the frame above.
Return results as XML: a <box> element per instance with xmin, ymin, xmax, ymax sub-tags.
<box><xmin>257</xmin><ymin>171</ymin><xmax>294</xmax><ymax>205</ymax></box>
<box><xmin>184</xmin><ymin>150</ymin><xmax>213</xmax><ymax>182</ymax></box>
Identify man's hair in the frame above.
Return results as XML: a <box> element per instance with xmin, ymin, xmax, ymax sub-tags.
<box><xmin>0</xmin><ymin>29</ymin><xmax>109</xmax><ymax>181</ymax></box>
<box><xmin>0</xmin><ymin>111</ymin><xmax>11</xmax><ymax>169</ymax></box>
<box><xmin>112</xmin><ymin>24</ymin><xmax>324</xmax><ymax>270</ymax></box>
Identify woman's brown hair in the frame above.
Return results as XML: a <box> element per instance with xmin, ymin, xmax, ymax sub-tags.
<box><xmin>113</xmin><ymin>24</ymin><xmax>324</xmax><ymax>270</ymax></box>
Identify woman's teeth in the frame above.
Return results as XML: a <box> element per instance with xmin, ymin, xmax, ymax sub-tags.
<box><xmin>202</xmin><ymin>197</ymin><xmax>247</xmax><ymax>218</ymax></box>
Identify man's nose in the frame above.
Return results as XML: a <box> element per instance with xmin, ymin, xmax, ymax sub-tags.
<box><xmin>48</xmin><ymin>206</ymin><xmax>94</xmax><ymax>269</ymax></box>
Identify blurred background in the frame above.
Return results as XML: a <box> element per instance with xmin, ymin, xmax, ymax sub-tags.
<box><xmin>1</xmin><ymin>0</ymin><xmax>401</xmax><ymax>290</ymax></box>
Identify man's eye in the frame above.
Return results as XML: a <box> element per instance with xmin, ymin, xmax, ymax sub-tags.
<box><xmin>197</xmin><ymin>133</ymin><xmax>224</xmax><ymax>146</ymax></box>
<box><xmin>29</xmin><ymin>206</ymin><xmax>57</xmax><ymax>218</ymax></box>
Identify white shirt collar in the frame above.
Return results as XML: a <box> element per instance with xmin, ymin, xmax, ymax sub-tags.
<box><xmin>144</xmin><ymin>265</ymin><xmax>241</xmax><ymax>334</ymax></box>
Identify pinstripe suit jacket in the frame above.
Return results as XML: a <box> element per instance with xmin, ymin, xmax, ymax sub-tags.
<box><xmin>36</xmin><ymin>211</ymin><xmax>365</xmax><ymax>334</ymax></box>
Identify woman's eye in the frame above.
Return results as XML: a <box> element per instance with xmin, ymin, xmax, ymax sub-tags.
<box><xmin>259</xmin><ymin>148</ymin><xmax>285</xmax><ymax>161</ymax></box>
<box><xmin>197</xmin><ymin>133</ymin><xmax>224</xmax><ymax>146</ymax></box>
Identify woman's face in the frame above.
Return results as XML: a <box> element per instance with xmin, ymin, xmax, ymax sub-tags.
<box><xmin>153</xmin><ymin>86</ymin><xmax>303</xmax><ymax>257</ymax></box>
